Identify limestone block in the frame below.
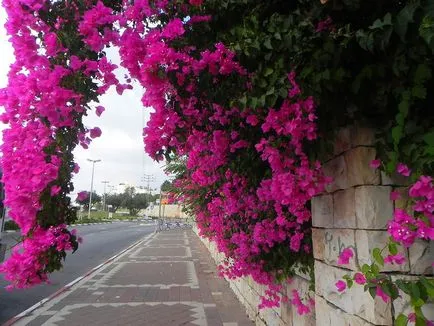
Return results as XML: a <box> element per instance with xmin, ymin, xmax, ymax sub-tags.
<box><xmin>314</xmin><ymin>260</ymin><xmax>392</xmax><ymax>325</ymax></box>
<box><xmin>312</xmin><ymin>195</ymin><xmax>333</xmax><ymax>228</ymax></box>
<box><xmin>333</xmin><ymin>188</ymin><xmax>356</xmax><ymax>228</ymax></box>
<box><xmin>324</xmin><ymin>229</ymin><xmax>358</xmax><ymax>270</ymax></box>
<box><xmin>409</xmin><ymin>240</ymin><xmax>434</xmax><ymax>275</ymax></box>
<box><xmin>350</xmin><ymin>125</ymin><xmax>376</xmax><ymax>147</ymax></box>
<box><xmin>259</xmin><ymin>306</ymin><xmax>282</xmax><ymax>326</ymax></box>
<box><xmin>381</xmin><ymin>171</ymin><xmax>411</xmax><ymax>187</ymax></box>
<box><xmin>355</xmin><ymin>230</ymin><xmax>410</xmax><ymax>272</ymax></box>
<box><xmin>312</xmin><ymin>228</ymin><xmax>325</xmax><ymax>260</ymax></box>
<box><xmin>355</xmin><ymin>186</ymin><xmax>393</xmax><ymax>229</ymax></box>
<box><xmin>315</xmin><ymin>295</ymin><xmax>376</xmax><ymax>326</ymax></box>
<box><xmin>345</xmin><ymin>147</ymin><xmax>380</xmax><ymax>187</ymax></box>
<box><xmin>323</xmin><ymin>155</ymin><xmax>349</xmax><ymax>192</ymax></box>
<box><xmin>334</xmin><ymin>127</ymin><xmax>352</xmax><ymax>156</ymax></box>
<box><xmin>391</xmin><ymin>275</ymin><xmax>434</xmax><ymax>322</ymax></box>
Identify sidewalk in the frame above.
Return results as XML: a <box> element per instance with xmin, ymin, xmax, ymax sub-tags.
<box><xmin>12</xmin><ymin>229</ymin><xmax>253</xmax><ymax>326</ymax></box>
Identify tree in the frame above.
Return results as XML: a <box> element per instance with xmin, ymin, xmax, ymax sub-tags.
<box><xmin>160</xmin><ymin>180</ymin><xmax>172</xmax><ymax>192</ymax></box>
<box><xmin>75</xmin><ymin>191</ymin><xmax>101</xmax><ymax>210</ymax></box>
<box><xmin>122</xmin><ymin>187</ymin><xmax>149</xmax><ymax>216</ymax></box>
<box><xmin>105</xmin><ymin>193</ymin><xmax>124</xmax><ymax>213</ymax></box>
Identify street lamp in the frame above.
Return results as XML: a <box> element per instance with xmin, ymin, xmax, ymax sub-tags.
<box><xmin>87</xmin><ymin>159</ymin><xmax>101</xmax><ymax>219</ymax></box>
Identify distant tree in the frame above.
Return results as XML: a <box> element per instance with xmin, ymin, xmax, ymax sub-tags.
<box><xmin>122</xmin><ymin>187</ymin><xmax>149</xmax><ymax>216</ymax></box>
<box><xmin>160</xmin><ymin>180</ymin><xmax>172</xmax><ymax>192</ymax></box>
<box><xmin>105</xmin><ymin>193</ymin><xmax>124</xmax><ymax>212</ymax></box>
<box><xmin>75</xmin><ymin>191</ymin><xmax>101</xmax><ymax>210</ymax></box>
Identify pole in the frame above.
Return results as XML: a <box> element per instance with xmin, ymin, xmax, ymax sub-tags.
<box><xmin>102</xmin><ymin>181</ymin><xmax>109</xmax><ymax>211</ymax></box>
<box><xmin>87</xmin><ymin>159</ymin><xmax>101</xmax><ymax>219</ymax></box>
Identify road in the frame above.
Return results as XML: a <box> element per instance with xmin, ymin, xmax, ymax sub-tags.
<box><xmin>0</xmin><ymin>221</ymin><xmax>155</xmax><ymax>323</ymax></box>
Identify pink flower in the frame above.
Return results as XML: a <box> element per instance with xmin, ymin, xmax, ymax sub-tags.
<box><xmin>338</xmin><ymin>248</ymin><xmax>354</xmax><ymax>265</ymax></box>
<box><xmin>376</xmin><ymin>286</ymin><xmax>390</xmax><ymax>303</ymax></box>
<box><xmin>89</xmin><ymin>127</ymin><xmax>102</xmax><ymax>138</ymax></box>
<box><xmin>384</xmin><ymin>253</ymin><xmax>406</xmax><ymax>265</ymax></box>
<box><xmin>390</xmin><ymin>190</ymin><xmax>401</xmax><ymax>201</ymax></box>
<box><xmin>95</xmin><ymin>106</ymin><xmax>105</xmax><ymax>117</ymax></box>
<box><xmin>50</xmin><ymin>185</ymin><xmax>61</xmax><ymax>196</ymax></box>
<box><xmin>370</xmin><ymin>159</ymin><xmax>381</xmax><ymax>169</ymax></box>
<box><xmin>77</xmin><ymin>191</ymin><xmax>88</xmax><ymax>201</ymax></box>
<box><xmin>354</xmin><ymin>272</ymin><xmax>366</xmax><ymax>285</ymax></box>
<box><xmin>397</xmin><ymin>163</ymin><xmax>411</xmax><ymax>177</ymax></box>
<box><xmin>190</xmin><ymin>0</ymin><xmax>203</xmax><ymax>5</ymax></box>
<box><xmin>246</xmin><ymin>115</ymin><xmax>259</xmax><ymax>126</ymax></box>
<box><xmin>335</xmin><ymin>280</ymin><xmax>346</xmax><ymax>292</ymax></box>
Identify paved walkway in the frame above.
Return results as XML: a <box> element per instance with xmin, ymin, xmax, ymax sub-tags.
<box><xmin>13</xmin><ymin>230</ymin><xmax>253</xmax><ymax>326</ymax></box>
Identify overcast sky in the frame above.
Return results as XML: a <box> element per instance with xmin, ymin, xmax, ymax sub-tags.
<box><xmin>0</xmin><ymin>7</ymin><xmax>168</xmax><ymax>199</ymax></box>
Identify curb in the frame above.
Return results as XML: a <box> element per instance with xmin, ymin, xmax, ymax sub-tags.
<box><xmin>69</xmin><ymin>221</ymin><xmax>113</xmax><ymax>226</ymax></box>
<box><xmin>2</xmin><ymin>230</ymin><xmax>157</xmax><ymax>326</ymax></box>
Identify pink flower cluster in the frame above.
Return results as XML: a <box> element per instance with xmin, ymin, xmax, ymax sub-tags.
<box><xmin>0</xmin><ymin>0</ymin><xmax>125</xmax><ymax>288</ymax></box>
<box><xmin>388</xmin><ymin>176</ymin><xmax>434</xmax><ymax>247</ymax></box>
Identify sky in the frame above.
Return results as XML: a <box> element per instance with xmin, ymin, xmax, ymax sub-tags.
<box><xmin>0</xmin><ymin>7</ymin><xmax>168</xmax><ymax>199</ymax></box>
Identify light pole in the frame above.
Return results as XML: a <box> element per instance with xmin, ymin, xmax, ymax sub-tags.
<box><xmin>87</xmin><ymin>159</ymin><xmax>101</xmax><ymax>219</ymax></box>
<box><xmin>101</xmin><ymin>181</ymin><xmax>109</xmax><ymax>211</ymax></box>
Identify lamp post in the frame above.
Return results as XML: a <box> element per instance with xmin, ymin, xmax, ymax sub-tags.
<box><xmin>87</xmin><ymin>159</ymin><xmax>101</xmax><ymax>219</ymax></box>
<box><xmin>101</xmin><ymin>181</ymin><xmax>109</xmax><ymax>211</ymax></box>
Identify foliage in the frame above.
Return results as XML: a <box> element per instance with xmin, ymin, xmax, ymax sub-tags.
<box><xmin>75</xmin><ymin>191</ymin><xmax>101</xmax><ymax>209</ymax></box>
<box><xmin>121</xmin><ymin>187</ymin><xmax>149</xmax><ymax>216</ymax></box>
<box><xmin>105</xmin><ymin>193</ymin><xmax>124</xmax><ymax>213</ymax></box>
<box><xmin>4</xmin><ymin>220</ymin><xmax>20</xmax><ymax>231</ymax></box>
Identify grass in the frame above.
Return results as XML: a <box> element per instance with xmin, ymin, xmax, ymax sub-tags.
<box><xmin>73</xmin><ymin>210</ymin><xmax>142</xmax><ymax>224</ymax></box>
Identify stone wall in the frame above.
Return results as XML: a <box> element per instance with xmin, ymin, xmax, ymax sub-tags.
<box><xmin>193</xmin><ymin>124</ymin><xmax>433</xmax><ymax>326</ymax></box>
<box><xmin>312</xmin><ymin>125</ymin><xmax>433</xmax><ymax>326</ymax></box>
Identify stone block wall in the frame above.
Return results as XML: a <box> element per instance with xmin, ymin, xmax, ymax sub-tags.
<box><xmin>312</xmin><ymin>125</ymin><xmax>433</xmax><ymax>326</ymax></box>
<box><xmin>193</xmin><ymin>124</ymin><xmax>433</xmax><ymax>325</ymax></box>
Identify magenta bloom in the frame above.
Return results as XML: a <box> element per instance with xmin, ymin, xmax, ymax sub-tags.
<box><xmin>384</xmin><ymin>253</ymin><xmax>406</xmax><ymax>265</ymax></box>
<box><xmin>335</xmin><ymin>280</ymin><xmax>346</xmax><ymax>292</ymax></box>
<box><xmin>354</xmin><ymin>272</ymin><xmax>366</xmax><ymax>285</ymax></box>
<box><xmin>338</xmin><ymin>248</ymin><xmax>354</xmax><ymax>265</ymax></box>
<box><xmin>370</xmin><ymin>159</ymin><xmax>381</xmax><ymax>169</ymax></box>
<box><xmin>95</xmin><ymin>106</ymin><xmax>105</xmax><ymax>117</ymax></box>
<box><xmin>77</xmin><ymin>191</ymin><xmax>88</xmax><ymax>201</ymax></box>
<box><xmin>389</xmin><ymin>190</ymin><xmax>401</xmax><ymax>201</ymax></box>
<box><xmin>376</xmin><ymin>286</ymin><xmax>390</xmax><ymax>303</ymax></box>
<box><xmin>396</xmin><ymin>163</ymin><xmax>411</xmax><ymax>177</ymax></box>
<box><xmin>89</xmin><ymin>127</ymin><xmax>102</xmax><ymax>138</ymax></box>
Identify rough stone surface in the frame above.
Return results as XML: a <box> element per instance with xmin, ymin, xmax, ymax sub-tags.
<box><xmin>323</xmin><ymin>229</ymin><xmax>357</xmax><ymax>270</ymax></box>
<box><xmin>312</xmin><ymin>195</ymin><xmax>333</xmax><ymax>228</ymax></box>
<box><xmin>355</xmin><ymin>230</ymin><xmax>410</xmax><ymax>272</ymax></box>
<box><xmin>323</xmin><ymin>156</ymin><xmax>349</xmax><ymax>192</ymax></box>
<box><xmin>315</xmin><ymin>295</ymin><xmax>375</xmax><ymax>326</ymax></box>
<box><xmin>355</xmin><ymin>186</ymin><xmax>393</xmax><ymax>229</ymax></box>
<box><xmin>314</xmin><ymin>261</ymin><xmax>392</xmax><ymax>325</ymax></box>
<box><xmin>334</xmin><ymin>127</ymin><xmax>352</xmax><ymax>156</ymax></box>
<box><xmin>409</xmin><ymin>240</ymin><xmax>434</xmax><ymax>275</ymax></box>
<box><xmin>381</xmin><ymin>171</ymin><xmax>411</xmax><ymax>187</ymax></box>
<box><xmin>350</xmin><ymin>125</ymin><xmax>376</xmax><ymax>147</ymax></box>
<box><xmin>333</xmin><ymin>188</ymin><xmax>356</xmax><ymax>228</ymax></box>
<box><xmin>312</xmin><ymin>228</ymin><xmax>325</xmax><ymax>261</ymax></box>
<box><xmin>345</xmin><ymin>147</ymin><xmax>380</xmax><ymax>187</ymax></box>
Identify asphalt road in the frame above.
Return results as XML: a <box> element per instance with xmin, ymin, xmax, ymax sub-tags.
<box><xmin>0</xmin><ymin>221</ymin><xmax>156</xmax><ymax>323</ymax></box>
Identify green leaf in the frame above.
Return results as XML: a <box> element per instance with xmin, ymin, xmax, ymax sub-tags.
<box><xmin>373</xmin><ymin>248</ymin><xmax>384</xmax><ymax>266</ymax></box>
<box><xmin>388</xmin><ymin>242</ymin><xmax>398</xmax><ymax>255</ymax></box>
<box><xmin>395</xmin><ymin>314</ymin><xmax>408</xmax><ymax>326</ymax></box>
<box><xmin>394</xmin><ymin>2</ymin><xmax>419</xmax><ymax>41</ymax></box>
<box><xmin>423</xmin><ymin>131</ymin><xmax>434</xmax><ymax>146</ymax></box>
<box><xmin>264</xmin><ymin>38</ymin><xmax>273</xmax><ymax>50</ymax></box>
<box><xmin>368</xmin><ymin>286</ymin><xmax>377</xmax><ymax>299</ymax></box>
<box><xmin>264</xmin><ymin>67</ymin><xmax>274</xmax><ymax>77</ymax></box>
<box><xmin>411</xmin><ymin>283</ymin><xmax>421</xmax><ymax>301</ymax></box>
<box><xmin>361</xmin><ymin>264</ymin><xmax>371</xmax><ymax>274</ymax></box>
<box><xmin>412</xmin><ymin>85</ymin><xmax>427</xmax><ymax>99</ymax></box>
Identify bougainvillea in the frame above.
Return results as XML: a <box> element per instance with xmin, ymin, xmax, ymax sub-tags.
<box><xmin>0</xmin><ymin>1</ymin><xmax>432</xmax><ymax>321</ymax></box>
